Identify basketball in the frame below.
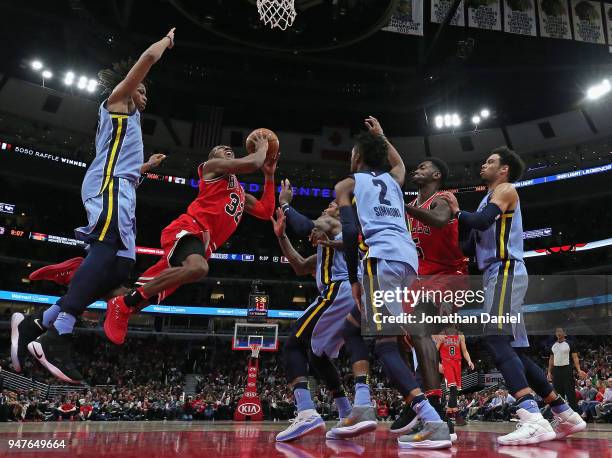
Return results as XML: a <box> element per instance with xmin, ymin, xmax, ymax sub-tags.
<box><xmin>246</xmin><ymin>128</ymin><xmax>279</xmax><ymax>162</ymax></box>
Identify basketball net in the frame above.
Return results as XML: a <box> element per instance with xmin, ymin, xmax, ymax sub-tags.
<box><xmin>256</xmin><ymin>0</ymin><xmax>296</xmax><ymax>30</ymax></box>
<box><xmin>249</xmin><ymin>344</ymin><xmax>262</xmax><ymax>359</ymax></box>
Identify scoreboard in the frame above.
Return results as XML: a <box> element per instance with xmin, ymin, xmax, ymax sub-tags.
<box><xmin>248</xmin><ymin>294</ymin><xmax>269</xmax><ymax>320</ymax></box>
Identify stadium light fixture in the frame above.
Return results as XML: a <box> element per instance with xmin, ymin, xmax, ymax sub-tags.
<box><xmin>434</xmin><ymin>115</ymin><xmax>444</xmax><ymax>129</ymax></box>
<box><xmin>86</xmin><ymin>79</ymin><xmax>98</xmax><ymax>93</ymax></box>
<box><xmin>41</xmin><ymin>70</ymin><xmax>52</xmax><ymax>79</ymax></box>
<box><xmin>77</xmin><ymin>76</ymin><xmax>88</xmax><ymax>90</ymax></box>
<box><xmin>586</xmin><ymin>79</ymin><xmax>611</xmax><ymax>101</ymax></box>
<box><xmin>64</xmin><ymin>71</ymin><xmax>75</xmax><ymax>86</ymax></box>
<box><xmin>472</xmin><ymin>115</ymin><xmax>481</xmax><ymax>125</ymax></box>
<box><xmin>451</xmin><ymin>113</ymin><xmax>461</xmax><ymax>127</ymax></box>
<box><xmin>31</xmin><ymin>60</ymin><xmax>43</xmax><ymax>71</ymax></box>
<box><xmin>444</xmin><ymin>114</ymin><xmax>452</xmax><ymax>127</ymax></box>
<box><xmin>480</xmin><ymin>108</ymin><xmax>490</xmax><ymax>119</ymax></box>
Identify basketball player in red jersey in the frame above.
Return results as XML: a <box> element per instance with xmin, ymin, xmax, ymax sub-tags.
<box><xmin>436</xmin><ymin>325</ymin><xmax>474</xmax><ymax>421</ymax></box>
<box><xmin>391</xmin><ymin>158</ymin><xmax>467</xmax><ymax>435</ymax></box>
<box><xmin>103</xmin><ymin>135</ymin><xmax>277</xmax><ymax>344</ymax></box>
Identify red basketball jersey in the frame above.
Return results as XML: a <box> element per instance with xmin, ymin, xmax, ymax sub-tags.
<box><xmin>186</xmin><ymin>164</ymin><xmax>245</xmax><ymax>253</ymax></box>
<box><xmin>440</xmin><ymin>334</ymin><xmax>461</xmax><ymax>361</ymax></box>
<box><xmin>407</xmin><ymin>193</ymin><xmax>467</xmax><ymax>275</ymax></box>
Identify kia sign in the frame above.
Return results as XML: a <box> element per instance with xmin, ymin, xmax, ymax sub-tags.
<box><xmin>237</xmin><ymin>403</ymin><xmax>261</xmax><ymax>416</ymax></box>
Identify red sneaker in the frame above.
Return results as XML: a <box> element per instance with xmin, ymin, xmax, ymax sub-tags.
<box><xmin>29</xmin><ymin>257</ymin><xmax>84</xmax><ymax>286</ymax></box>
<box><xmin>104</xmin><ymin>296</ymin><xmax>132</xmax><ymax>345</ymax></box>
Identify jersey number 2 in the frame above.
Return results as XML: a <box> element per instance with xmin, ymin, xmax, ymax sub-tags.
<box><xmin>372</xmin><ymin>179</ymin><xmax>391</xmax><ymax>205</ymax></box>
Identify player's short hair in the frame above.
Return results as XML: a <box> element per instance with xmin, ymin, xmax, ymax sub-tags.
<box><xmin>355</xmin><ymin>132</ymin><xmax>388</xmax><ymax>169</ymax></box>
<box><xmin>98</xmin><ymin>59</ymin><xmax>149</xmax><ymax>96</ymax></box>
<box><xmin>208</xmin><ymin>145</ymin><xmax>231</xmax><ymax>159</ymax></box>
<box><xmin>427</xmin><ymin>157</ymin><xmax>449</xmax><ymax>185</ymax></box>
<box><xmin>492</xmin><ymin>146</ymin><xmax>525</xmax><ymax>183</ymax></box>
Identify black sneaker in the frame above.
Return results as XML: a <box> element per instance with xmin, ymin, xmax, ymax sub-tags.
<box><xmin>27</xmin><ymin>326</ymin><xmax>83</xmax><ymax>384</ymax></box>
<box><xmin>11</xmin><ymin>311</ymin><xmax>45</xmax><ymax>373</ymax></box>
<box><xmin>390</xmin><ymin>404</ymin><xmax>419</xmax><ymax>434</ymax></box>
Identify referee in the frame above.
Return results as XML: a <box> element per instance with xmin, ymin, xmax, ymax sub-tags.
<box><xmin>547</xmin><ymin>327</ymin><xmax>587</xmax><ymax>411</ymax></box>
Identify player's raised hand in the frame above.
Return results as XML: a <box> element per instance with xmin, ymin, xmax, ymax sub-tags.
<box><xmin>165</xmin><ymin>28</ymin><xmax>176</xmax><ymax>49</ymax></box>
<box><xmin>439</xmin><ymin>191</ymin><xmax>460</xmax><ymax>215</ymax></box>
<box><xmin>262</xmin><ymin>151</ymin><xmax>279</xmax><ymax>177</ymax></box>
<box><xmin>365</xmin><ymin>116</ymin><xmax>384</xmax><ymax>136</ymax></box>
<box><xmin>279</xmin><ymin>179</ymin><xmax>293</xmax><ymax>206</ymax></box>
<box><xmin>251</xmin><ymin>132</ymin><xmax>270</xmax><ymax>156</ymax></box>
<box><xmin>147</xmin><ymin>153</ymin><xmax>167</xmax><ymax>168</ymax></box>
<box><xmin>271</xmin><ymin>207</ymin><xmax>286</xmax><ymax>237</ymax></box>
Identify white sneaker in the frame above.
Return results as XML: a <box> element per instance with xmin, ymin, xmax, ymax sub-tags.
<box><xmin>276</xmin><ymin>409</ymin><xmax>325</xmax><ymax>442</ymax></box>
<box><xmin>551</xmin><ymin>409</ymin><xmax>587</xmax><ymax>439</ymax></box>
<box><xmin>497</xmin><ymin>409</ymin><xmax>556</xmax><ymax>446</ymax></box>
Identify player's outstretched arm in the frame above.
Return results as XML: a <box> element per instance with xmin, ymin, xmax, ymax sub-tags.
<box><xmin>365</xmin><ymin>116</ymin><xmax>406</xmax><ymax>186</ymax></box>
<box><xmin>203</xmin><ymin>134</ymin><xmax>268</xmax><ymax>176</ymax></box>
<box><xmin>245</xmin><ymin>155</ymin><xmax>277</xmax><ymax>220</ymax></box>
<box><xmin>108</xmin><ymin>28</ymin><xmax>175</xmax><ymax>109</ymax></box>
<box><xmin>405</xmin><ymin>196</ymin><xmax>452</xmax><ymax>228</ymax></box>
<box><xmin>271</xmin><ymin>208</ymin><xmax>317</xmax><ymax>276</ymax></box>
<box><xmin>439</xmin><ymin>191</ymin><xmax>502</xmax><ymax>232</ymax></box>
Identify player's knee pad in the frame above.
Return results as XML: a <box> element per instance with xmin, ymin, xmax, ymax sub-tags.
<box><xmin>411</xmin><ymin>335</ymin><xmax>442</xmax><ymax>392</ymax></box>
<box><xmin>342</xmin><ymin>318</ymin><xmax>369</xmax><ymax>365</ymax></box>
<box><xmin>283</xmin><ymin>336</ymin><xmax>309</xmax><ymax>382</ymax></box>
<box><xmin>309</xmin><ymin>353</ymin><xmax>342</xmax><ymax>393</ymax></box>
<box><xmin>516</xmin><ymin>348</ymin><xmax>554</xmax><ymax>399</ymax></box>
<box><xmin>374</xmin><ymin>340</ymin><xmax>419</xmax><ymax>395</ymax></box>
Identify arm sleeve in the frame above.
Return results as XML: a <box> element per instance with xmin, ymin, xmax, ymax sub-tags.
<box><xmin>247</xmin><ymin>179</ymin><xmax>276</xmax><ymax>220</ymax></box>
<box><xmin>282</xmin><ymin>204</ymin><xmax>315</xmax><ymax>236</ymax></box>
<box><xmin>457</xmin><ymin>203</ymin><xmax>502</xmax><ymax>231</ymax></box>
<box><xmin>339</xmin><ymin>206</ymin><xmax>360</xmax><ymax>284</ymax></box>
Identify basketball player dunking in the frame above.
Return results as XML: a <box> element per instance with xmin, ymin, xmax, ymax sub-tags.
<box><xmin>271</xmin><ymin>192</ymin><xmax>355</xmax><ymax>441</ymax></box>
<box><xmin>440</xmin><ymin>147</ymin><xmax>586</xmax><ymax>445</ymax></box>
<box><xmin>390</xmin><ymin>158</ymin><xmax>467</xmax><ymax>435</ymax></box>
<box><xmin>11</xmin><ymin>28</ymin><xmax>175</xmax><ymax>383</ymax></box>
<box><xmin>102</xmin><ymin>140</ymin><xmax>278</xmax><ymax>345</ymax></box>
<box><xmin>329</xmin><ymin>117</ymin><xmax>452</xmax><ymax>449</ymax></box>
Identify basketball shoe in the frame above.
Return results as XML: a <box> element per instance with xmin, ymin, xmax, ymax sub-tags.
<box><xmin>550</xmin><ymin>408</ymin><xmax>586</xmax><ymax>439</ymax></box>
<box><xmin>10</xmin><ymin>311</ymin><xmax>45</xmax><ymax>373</ymax></box>
<box><xmin>104</xmin><ymin>295</ymin><xmax>133</xmax><ymax>345</ymax></box>
<box><xmin>397</xmin><ymin>421</ymin><xmax>452</xmax><ymax>449</ymax></box>
<box><xmin>497</xmin><ymin>408</ymin><xmax>556</xmax><ymax>445</ymax></box>
<box><xmin>327</xmin><ymin>405</ymin><xmax>377</xmax><ymax>439</ymax></box>
<box><xmin>29</xmin><ymin>257</ymin><xmax>83</xmax><ymax>285</ymax></box>
<box><xmin>275</xmin><ymin>409</ymin><xmax>325</xmax><ymax>442</ymax></box>
<box><xmin>28</xmin><ymin>326</ymin><xmax>83</xmax><ymax>384</ymax></box>
<box><xmin>407</xmin><ymin>419</ymin><xmax>457</xmax><ymax>443</ymax></box>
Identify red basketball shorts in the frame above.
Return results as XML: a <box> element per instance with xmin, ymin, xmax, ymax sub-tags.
<box><xmin>442</xmin><ymin>358</ymin><xmax>462</xmax><ymax>389</ymax></box>
<box><xmin>135</xmin><ymin>214</ymin><xmax>211</xmax><ymax>303</ymax></box>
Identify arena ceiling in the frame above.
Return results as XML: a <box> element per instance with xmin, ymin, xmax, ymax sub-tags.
<box><xmin>1</xmin><ymin>0</ymin><xmax>612</xmax><ymax>135</ymax></box>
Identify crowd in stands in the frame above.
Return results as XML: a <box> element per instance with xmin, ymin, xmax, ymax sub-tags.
<box><xmin>0</xmin><ymin>330</ymin><xmax>610</xmax><ymax>423</ymax></box>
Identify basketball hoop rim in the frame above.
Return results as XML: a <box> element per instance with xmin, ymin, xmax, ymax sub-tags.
<box><xmin>249</xmin><ymin>344</ymin><xmax>262</xmax><ymax>358</ymax></box>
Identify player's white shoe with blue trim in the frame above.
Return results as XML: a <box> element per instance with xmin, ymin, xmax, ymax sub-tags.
<box><xmin>276</xmin><ymin>409</ymin><xmax>325</xmax><ymax>442</ymax></box>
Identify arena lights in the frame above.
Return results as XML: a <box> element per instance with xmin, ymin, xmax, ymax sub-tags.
<box><xmin>480</xmin><ymin>108</ymin><xmax>490</xmax><ymax>119</ymax></box>
<box><xmin>28</xmin><ymin>57</ymin><xmax>98</xmax><ymax>94</ymax></box>
<box><xmin>472</xmin><ymin>115</ymin><xmax>481</xmax><ymax>125</ymax></box>
<box><xmin>64</xmin><ymin>71</ymin><xmax>75</xmax><ymax>86</ymax></box>
<box><xmin>434</xmin><ymin>113</ymin><xmax>461</xmax><ymax>130</ymax></box>
<box><xmin>586</xmin><ymin>79</ymin><xmax>611</xmax><ymax>101</ymax></box>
